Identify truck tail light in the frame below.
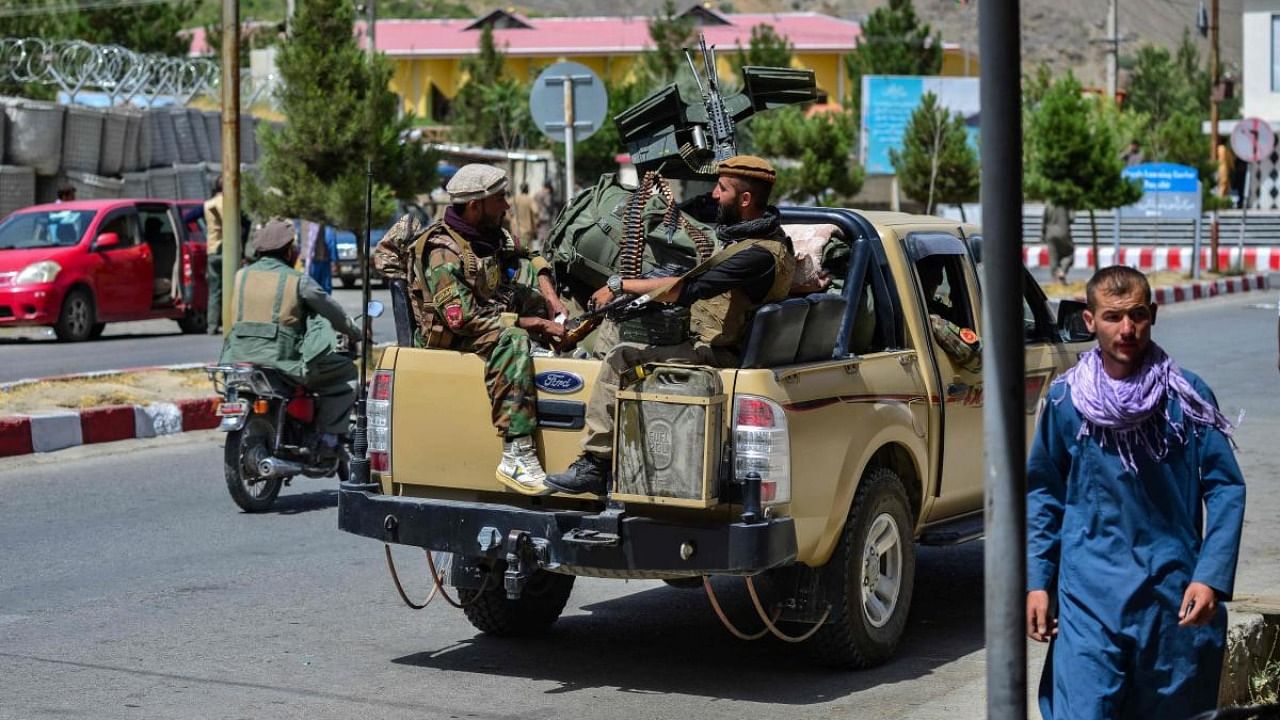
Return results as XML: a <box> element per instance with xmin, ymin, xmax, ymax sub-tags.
<box><xmin>733</xmin><ymin>395</ymin><xmax>790</xmax><ymax>506</ymax></box>
<box><xmin>369</xmin><ymin>370</ymin><xmax>393</xmax><ymax>473</ymax></box>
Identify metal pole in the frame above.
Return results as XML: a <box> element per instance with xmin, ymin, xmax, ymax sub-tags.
<box><xmin>1235</xmin><ymin>163</ymin><xmax>1251</xmax><ymax>271</ymax></box>
<box><xmin>220</xmin><ymin>0</ymin><xmax>241</xmax><ymax>334</ymax></box>
<box><xmin>1209</xmin><ymin>0</ymin><xmax>1221</xmax><ymax>272</ymax></box>
<box><xmin>1193</xmin><ymin>213</ymin><xmax>1203</xmax><ymax>280</ymax></box>
<box><xmin>562</xmin><ymin>77</ymin><xmax>576</xmax><ymax>202</ymax></box>
<box><xmin>1106</xmin><ymin>0</ymin><xmax>1118</xmax><ymax>100</ymax></box>
<box><xmin>980</xmin><ymin>0</ymin><xmax>1027</xmax><ymax>717</ymax></box>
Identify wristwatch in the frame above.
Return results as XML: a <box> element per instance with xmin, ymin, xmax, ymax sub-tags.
<box><xmin>606</xmin><ymin>274</ymin><xmax>623</xmax><ymax>297</ymax></box>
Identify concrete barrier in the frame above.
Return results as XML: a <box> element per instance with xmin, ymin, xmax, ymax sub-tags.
<box><xmin>1221</xmin><ymin>598</ymin><xmax>1280</xmax><ymax>707</ymax></box>
<box><xmin>27</xmin><ymin>411</ymin><xmax>83</xmax><ymax>453</ymax></box>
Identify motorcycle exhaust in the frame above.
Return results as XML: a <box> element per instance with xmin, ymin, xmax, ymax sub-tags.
<box><xmin>258</xmin><ymin>456</ymin><xmax>304</xmax><ymax>479</ymax></box>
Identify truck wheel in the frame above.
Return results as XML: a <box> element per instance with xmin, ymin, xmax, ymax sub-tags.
<box><xmin>224</xmin><ymin>417</ymin><xmax>283</xmax><ymax>513</ymax></box>
<box><xmin>54</xmin><ymin>288</ymin><xmax>96</xmax><ymax>342</ymax></box>
<box><xmin>458</xmin><ymin>569</ymin><xmax>575</xmax><ymax>637</ymax></box>
<box><xmin>806</xmin><ymin>466</ymin><xmax>916</xmax><ymax>669</ymax></box>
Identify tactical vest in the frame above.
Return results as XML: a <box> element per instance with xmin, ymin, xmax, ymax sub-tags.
<box><xmin>412</xmin><ymin>222</ymin><xmax>504</xmax><ymax>349</ymax></box>
<box><xmin>220</xmin><ymin>258</ymin><xmax>307</xmax><ymax>376</ymax></box>
<box><xmin>689</xmin><ymin>238</ymin><xmax>796</xmax><ymax>348</ymax></box>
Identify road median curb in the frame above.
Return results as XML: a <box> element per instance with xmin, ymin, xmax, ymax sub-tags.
<box><xmin>0</xmin><ymin>396</ymin><xmax>219</xmax><ymax>459</ymax></box>
<box><xmin>1048</xmin><ymin>273</ymin><xmax>1272</xmax><ymax>313</ymax></box>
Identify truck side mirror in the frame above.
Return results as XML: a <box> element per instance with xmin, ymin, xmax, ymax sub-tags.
<box><xmin>1056</xmin><ymin>300</ymin><xmax>1095</xmax><ymax>343</ymax></box>
<box><xmin>94</xmin><ymin>232</ymin><xmax>120</xmax><ymax>250</ymax></box>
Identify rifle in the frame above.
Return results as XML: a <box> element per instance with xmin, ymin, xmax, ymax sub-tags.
<box><xmin>686</xmin><ymin>35</ymin><xmax>735</xmax><ymax>162</ymax></box>
<box><xmin>560</xmin><ymin>292</ymin><xmax>652</xmax><ymax>348</ymax></box>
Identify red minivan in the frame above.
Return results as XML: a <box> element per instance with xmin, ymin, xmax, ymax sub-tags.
<box><xmin>0</xmin><ymin>199</ymin><xmax>209</xmax><ymax>341</ymax></box>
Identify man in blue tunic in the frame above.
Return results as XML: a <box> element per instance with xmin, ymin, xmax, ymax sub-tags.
<box><xmin>1026</xmin><ymin>265</ymin><xmax>1246</xmax><ymax>719</ymax></box>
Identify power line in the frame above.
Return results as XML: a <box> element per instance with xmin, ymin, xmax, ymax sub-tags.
<box><xmin>0</xmin><ymin>0</ymin><xmax>181</xmax><ymax>19</ymax></box>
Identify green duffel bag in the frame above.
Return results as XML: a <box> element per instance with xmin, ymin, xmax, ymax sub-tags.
<box><xmin>545</xmin><ymin>172</ymin><xmax>717</xmax><ymax>292</ymax></box>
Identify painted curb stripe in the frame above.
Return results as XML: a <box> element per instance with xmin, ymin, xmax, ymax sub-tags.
<box><xmin>79</xmin><ymin>405</ymin><xmax>138</xmax><ymax>445</ymax></box>
<box><xmin>0</xmin><ymin>416</ymin><xmax>34</xmax><ymax>457</ymax></box>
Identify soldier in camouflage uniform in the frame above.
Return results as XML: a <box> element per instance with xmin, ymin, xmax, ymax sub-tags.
<box><xmin>374</xmin><ymin>165</ymin><xmax>566</xmax><ymax>495</ymax></box>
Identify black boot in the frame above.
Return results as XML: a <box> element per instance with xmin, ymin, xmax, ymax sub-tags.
<box><xmin>545</xmin><ymin>453</ymin><xmax>610</xmax><ymax>495</ymax></box>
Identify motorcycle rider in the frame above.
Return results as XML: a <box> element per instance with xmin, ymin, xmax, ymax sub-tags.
<box><xmin>219</xmin><ymin>218</ymin><xmax>362</xmax><ymax>456</ymax></box>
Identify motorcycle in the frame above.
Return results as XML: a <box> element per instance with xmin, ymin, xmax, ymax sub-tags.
<box><xmin>204</xmin><ymin>301</ymin><xmax>383</xmax><ymax>512</ymax></box>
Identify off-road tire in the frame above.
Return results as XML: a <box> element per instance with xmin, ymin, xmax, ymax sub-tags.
<box><xmin>806</xmin><ymin>466</ymin><xmax>916</xmax><ymax>669</ymax></box>
<box><xmin>224</xmin><ymin>417</ymin><xmax>283</xmax><ymax>513</ymax></box>
<box><xmin>458</xmin><ymin>570</ymin><xmax>575</xmax><ymax>637</ymax></box>
<box><xmin>54</xmin><ymin>288</ymin><xmax>96</xmax><ymax>342</ymax></box>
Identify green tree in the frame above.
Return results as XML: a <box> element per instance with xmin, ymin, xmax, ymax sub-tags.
<box><xmin>1026</xmin><ymin>74</ymin><xmax>1140</xmax><ymax>268</ymax></box>
<box><xmin>752</xmin><ymin>107</ymin><xmax>863</xmax><ymax>205</ymax></box>
<box><xmin>638</xmin><ymin>0</ymin><xmax>698</xmax><ymax>88</ymax></box>
<box><xmin>731</xmin><ymin>24</ymin><xmax>794</xmax><ymax>79</ymax></box>
<box><xmin>889</xmin><ymin>92</ymin><xmax>978</xmax><ymax>215</ymax></box>
<box><xmin>449</xmin><ymin>26</ymin><xmax>538</xmax><ymax>151</ymax></box>
<box><xmin>377</xmin><ymin>0</ymin><xmax>473</xmax><ymax>18</ymax></box>
<box><xmin>249</xmin><ymin>0</ymin><xmax>436</xmax><ymax>234</ymax></box>
<box><xmin>844</xmin><ymin>0</ymin><xmax>941</xmax><ymax>108</ymax></box>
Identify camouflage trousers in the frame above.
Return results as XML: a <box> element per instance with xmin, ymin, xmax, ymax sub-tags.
<box><xmin>457</xmin><ymin>286</ymin><xmax>546</xmax><ymax>439</ymax></box>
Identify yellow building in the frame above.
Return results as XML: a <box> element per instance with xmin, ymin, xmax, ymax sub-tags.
<box><xmin>370</xmin><ymin>7</ymin><xmax>978</xmax><ymax>123</ymax></box>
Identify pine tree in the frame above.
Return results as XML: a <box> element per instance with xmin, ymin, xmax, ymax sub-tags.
<box><xmin>249</xmin><ymin>0</ymin><xmax>435</xmax><ymax>234</ymax></box>
<box><xmin>889</xmin><ymin>92</ymin><xmax>978</xmax><ymax>215</ymax></box>
<box><xmin>449</xmin><ymin>26</ymin><xmax>538</xmax><ymax>151</ymax></box>
<box><xmin>845</xmin><ymin>0</ymin><xmax>942</xmax><ymax>108</ymax></box>
<box><xmin>1025</xmin><ymin>74</ymin><xmax>1140</xmax><ymax>268</ymax></box>
<box><xmin>752</xmin><ymin>107</ymin><xmax>863</xmax><ymax>206</ymax></box>
<box><xmin>731</xmin><ymin>24</ymin><xmax>794</xmax><ymax>80</ymax></box>
<box><xmin>638</xmin><ymin>0</ymin><xmax>698</xmax><ymax>88</ymax></box>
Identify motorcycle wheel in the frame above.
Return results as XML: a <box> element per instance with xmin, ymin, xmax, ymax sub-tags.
<box><xmin>224</xmin><ymin>416</ymin><xmax>283</xmax><ymax>513</ymax></box>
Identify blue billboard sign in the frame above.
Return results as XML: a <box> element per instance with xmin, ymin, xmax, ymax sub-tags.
<box><xmin>1118</xmin><ymin>163</ymin><xmax>1201</xmax><ymax>220</ymax></box>
<box><xmin>860</xmin><ymin>75</ymin><xmax>980</xmax><ymax>176</ymax></box>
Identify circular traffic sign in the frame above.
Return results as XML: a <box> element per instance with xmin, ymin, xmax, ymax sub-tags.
<box><xmin>529</xmin><ymin>61</ymin><xmax>608</xmax><ymax>144</ymax></box>
<box><xmin>1230</xmin><ymin>117</ymin><xmax>1276</xmax><ymax>163</ymax></box>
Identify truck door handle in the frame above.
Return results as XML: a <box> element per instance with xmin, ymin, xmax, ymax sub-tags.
<box><xmin>947</xmin><ymin>383</ymin><xmax>968</xmax><ymax>398</ymax></box>
<box><xmin>536</xmin><ymin>399</ymin><xmax>585</xmax><ymax>430</ymax></box>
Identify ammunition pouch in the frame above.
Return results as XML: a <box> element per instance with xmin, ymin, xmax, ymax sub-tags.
<box><xmin>618</xmin><ymin>305</ymin><xmax>691</xmax><ymax>346</ymax></box>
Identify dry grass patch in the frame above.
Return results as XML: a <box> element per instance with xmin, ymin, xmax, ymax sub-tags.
<box><xmin>0</xmin><ymin>369</ymin><xmax>214</xmax><ymax>416</ymax></box>
<box><xmin>1040</xmin><ymin>270</ymin><xmax>1233</xmax><ymax>300</ymax></box>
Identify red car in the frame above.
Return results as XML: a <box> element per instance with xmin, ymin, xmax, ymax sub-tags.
<box><xmin>0</xmin><ymin>199</ymin><xmax>209</xmax><ymax>341</ymax></box>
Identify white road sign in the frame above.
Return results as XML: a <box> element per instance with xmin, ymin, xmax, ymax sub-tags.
<box><xmin>1230</xmin><ymin>117</ymin><xmax>1276</xmax><ymax>163</ymax></box>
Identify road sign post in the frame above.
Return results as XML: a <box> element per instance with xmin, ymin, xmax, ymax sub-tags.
<box><xmin>530</xmin><ymin>62</ymin><xmax>607</xmax><ymax>203</ymax></box>
<box><xmin>1229</xmin><ymin>118</ymin><xmax>1275</xmax><ymax>270</ymax></box>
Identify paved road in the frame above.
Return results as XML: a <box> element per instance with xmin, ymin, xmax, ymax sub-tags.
<box><xmin>0</xmin><ymin>287</ymin><xmax>395</xmax><ymax>384</ymax></box>
<box><xmin>1</xmin><ymin>292</ymin><xmax>1276</xmax><ymax>719</ymax></box>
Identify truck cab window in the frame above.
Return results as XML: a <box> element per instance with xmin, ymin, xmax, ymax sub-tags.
<box><xmin>914</xmin><ymin>254</ymin><xmax>973</xmax><ymax>329</ymax></box>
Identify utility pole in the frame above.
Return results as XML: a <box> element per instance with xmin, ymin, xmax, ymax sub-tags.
<box><xmin>1209</xmin><ymin>0</ymin><xmax>1221</xmax><ymax>272</ymax></box>
<box><xmin>220</xmin><ymin>0</ymin><xmax>241</xmax><ymax>334</ymax></box>
<box><xmin>1106</xmin><ymin>0</ymin><xmax>1119</xmax><ymax>100</ymax></box>
<box><xmin>980</xmin><ymin>0</ymin><xmax>1028</xmax><ymax>713</ymax></box>
<box><xmin>366</xmin><ymin>0</ymin><xmax>376</xmax><ymax>57</ymax></box>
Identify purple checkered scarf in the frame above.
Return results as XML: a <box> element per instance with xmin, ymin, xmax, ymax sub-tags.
<box><xmin>1056</xmin><ymin>344</ymin><xmax>1234</xmax><ymax>472</ymax></box>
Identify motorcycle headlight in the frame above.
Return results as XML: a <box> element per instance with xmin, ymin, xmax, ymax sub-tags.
<box><xmin>15</xmin><ymin>260</ymin><xmax>61</xmax><ymax>285</ymax></box>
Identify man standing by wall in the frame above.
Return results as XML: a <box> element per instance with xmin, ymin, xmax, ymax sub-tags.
<box><xmin>1042</xmin><ymin>200</ymin><xmax>1073</xmax><ymax>285</ymax></box>
<box><xmin>204</xmin><ymin>177</ymin><xmax>225</xmax><ymax>334</ymax></box>
<box><xmin>1026</xmin><ymin>266</ymin><xmax>1246</xmax><ymax>719</ymax></box>
<box><xmin>511</xmin><ymin>183</ymin><xmax>539</xmax><ymax>250</ymax></box>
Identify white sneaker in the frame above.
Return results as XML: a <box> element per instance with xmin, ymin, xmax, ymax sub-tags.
<box><xmin>496</xmin><ymin>436</ymin><xmax>551</xmax><ymax>495</ymax></box>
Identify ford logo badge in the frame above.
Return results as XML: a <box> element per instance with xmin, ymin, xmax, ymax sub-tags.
<box><xmin>535</xmin><ymin>370</ymin><xmax>584</xmax><ymax>395</ymax></box>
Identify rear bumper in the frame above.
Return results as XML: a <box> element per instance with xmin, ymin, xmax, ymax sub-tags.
<box><xmin>338</xmin><ymin>483</ymin><xmax>798</xmax><ymax>575</ymax></box>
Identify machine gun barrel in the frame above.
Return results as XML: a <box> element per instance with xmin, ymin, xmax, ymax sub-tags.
<box><xmin>695</xmin><ymin>35</ymin><xmax>736</xmax><ymax>161</ymax></box>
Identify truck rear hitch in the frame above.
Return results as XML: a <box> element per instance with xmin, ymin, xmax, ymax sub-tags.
<box><xmin>502</xmin><ymin>529</ymin><xmax>549</xmax><ymax>599</ymax></box>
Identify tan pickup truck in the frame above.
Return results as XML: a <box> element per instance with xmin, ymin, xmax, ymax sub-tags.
<box><xmin>338</xmin><ymin>206</ymin><xmax>1092</xmax><ymax>668</ymax></box>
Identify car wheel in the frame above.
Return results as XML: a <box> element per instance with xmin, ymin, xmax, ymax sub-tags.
<box><xmin>805</xmin><ymin>466</ymin><xmax>916</xmax><ymax>669</ymax></box>
<box><xmin>54</xmin><ymin>288</ymin><xmax>96</xmax><ymax>342</ymax></box>
<box><xmin>177</xmin><ymin>308</ymin><xmax>208</xmax><ymax>334</ymax></box>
